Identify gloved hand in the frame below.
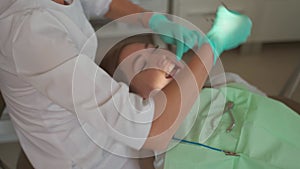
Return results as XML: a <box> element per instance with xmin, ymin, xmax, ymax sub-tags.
<box><xmin>207</xmin><ymin>6</ymin><xmax>252</xmax><ymax>63</ymax></box>
<box><xmin>149</xmin><ymin>14</ymin><xmax>203</xmax><ymax>60</ymax></box>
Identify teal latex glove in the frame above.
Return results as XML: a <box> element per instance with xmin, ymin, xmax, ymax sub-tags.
<box><xmin>207</xmin><ymin>6</ymin><xmax>252</xmax><ymax>63</ymax></box>
<box><xmin>149</xmin><ymin>14</ymin><xmax>203</xmax><ymax>60</ymax></box>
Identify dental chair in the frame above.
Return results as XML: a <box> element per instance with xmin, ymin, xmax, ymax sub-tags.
<box><xmin>0</xmin><ymin>92</ymin><xmax>13</xmax><ymax>169</ymax></box>
<box><xmin>280</xmin><ymin>61</ymin><xmax>300</xmax><ymax>99</ymax></box>
<box><xmin>276</xmin><ymin>60</ymin><xmax>300</xmax><ymax>114</ymax></box>
<box><xmin>0</xmin><ymin>92</ymin><xmax>33</xmax><ymax>169</ymax></box>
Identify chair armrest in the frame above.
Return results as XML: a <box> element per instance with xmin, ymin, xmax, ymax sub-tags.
<box><xmin>0</xmin><ymin>120</ymin><xmax>18</xmax><ymax>144</ymax></box>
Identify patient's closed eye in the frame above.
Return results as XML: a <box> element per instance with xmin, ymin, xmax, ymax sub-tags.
<box><xmin>132</xmin><ymin>46</ymin><xmax>158</xmax><ymax>72</ymax></box>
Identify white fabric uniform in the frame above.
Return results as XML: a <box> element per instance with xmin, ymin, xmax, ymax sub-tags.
<box><xmin>0</xmin><ymin>0</ymin><xmax>154</xmax><ymax>168</ymax></box>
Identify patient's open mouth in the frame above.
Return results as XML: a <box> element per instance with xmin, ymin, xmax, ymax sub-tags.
<box><xmin>165</xmin><ymin>66</ymin><xmax>179</xmax><ymax>79</ymax></box>
<box><xmin>165</xmin><ymin>73</ymin><xmax>172</xmax><ymax>79</ymax></box>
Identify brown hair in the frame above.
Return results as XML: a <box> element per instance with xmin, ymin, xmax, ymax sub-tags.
<box><xmin>99</xmin><ymin>34</ymin><xmax>154</xmax><ymax>78</ymax></box>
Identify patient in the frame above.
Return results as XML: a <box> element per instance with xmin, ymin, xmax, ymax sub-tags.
<box><xmin>100</xmin><ymin>34</ymin><xmax>188</xmax><ymax>99</ymax></box>
<box><xmin>100</xmin><ymin>34</ymin><xmax>300</xmax><ymax>169</ymax></box>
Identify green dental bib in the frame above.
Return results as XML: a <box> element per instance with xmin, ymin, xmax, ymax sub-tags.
<box><xmin>164</xmin><ymin>84</ymin><xmax>300</xmax><ymax>169</ymax></box>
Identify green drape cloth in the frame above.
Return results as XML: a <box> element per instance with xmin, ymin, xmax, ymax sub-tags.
<box><xmin>164</xmin><ymin>84</ymin><xmax>300</xmax><ymax>169</ymax></box>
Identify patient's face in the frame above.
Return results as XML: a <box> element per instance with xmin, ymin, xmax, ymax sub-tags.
<box><xmin>118</xmin><ymin>43</ymin><xmax>175</xmax><ymax>98</ymax></box>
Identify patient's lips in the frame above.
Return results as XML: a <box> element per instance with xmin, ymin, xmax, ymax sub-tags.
<box><xmin>158</xmin><ymin>55</ymin><xmax>183</xmax><ymax>79</ymax></box>
<box><xmin>163</xmin><ymin>61</ymin><xmax>181</xmax><ymax>79</ymax></box>
<box><xmin>159</xmin><ymin>57</ymin><xmax>175</xmax><ymax>72</ymax></box>
<box><xmin>157</xmin><ymin>55</ymin><xmax>175</xmax><ymax>79</ymax></box>
<box><xmin>165</xmin><ymin>66</ymin><xmax>180</xmax><ymax>79</ymax></box>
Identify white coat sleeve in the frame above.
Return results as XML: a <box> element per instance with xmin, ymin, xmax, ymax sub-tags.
<box><xmin>12</xmin><ymin>9</ymin><xmax>154</xmax><ymax>150</ymax></box>
<box><xmin>79</xmin><ymin>0</ymin><xmax>112</xmax><ymax>20</ymax></box>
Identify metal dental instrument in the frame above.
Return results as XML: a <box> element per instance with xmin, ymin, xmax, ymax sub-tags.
<box><xmin>206</xmin><ymin>1</ymin><xmax>231</xmax><ymax>24</ymax></box>
<box><xmin>220</xmin><ymin>1</ymin><xmax>229</xmax><ymax>10</ymax></box>
<box><xmin>220</xmin><ymin>1</ymin><xmax>243</xmax><ymax>14</ymax></box>
<box><xmin>171</xmin><ymin>100</ymin><xmax>240</xmax><ymax>156</ymax></box>
<box><xmin>223</xmin><ymin>101</ymin><xmax>236</xmax><ymax>132</ymax></box>
<box><xmin>223</xmin><ymin>150</ymin><xmax>240</xmax><ymax>156</ymax></box>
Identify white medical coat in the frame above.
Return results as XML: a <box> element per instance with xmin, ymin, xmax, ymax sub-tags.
<box><xmin>0</xmin><ymin>0</ymin><xmax>154</xmax><ymax>168</ymax></box>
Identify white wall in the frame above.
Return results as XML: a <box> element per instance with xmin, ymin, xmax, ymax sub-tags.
<box><xmin>172</xmin><ymin>0</ymin><xmax>300</xmax><ymax>43</ymax></box>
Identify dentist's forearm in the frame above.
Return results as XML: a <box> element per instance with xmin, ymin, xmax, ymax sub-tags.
<box><xmin>104</xmin><ymin>0</ymin><xmax>153</xmax><ymax>27</ymax></box>
<box><xmin>105</xmin><ymin>0</ymin><xmax>144</xmax><ymax>18</ymax></box>
<box><xmin>143</xmin><ymin>44</ymin><xmax>214</xmax><ymax>151</ymax></box>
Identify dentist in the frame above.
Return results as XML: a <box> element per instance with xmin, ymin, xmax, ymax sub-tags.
<box><xmin>0</xmin><ymin>0</ymin><xmax>251</xmax><ymax>168</ymax></box>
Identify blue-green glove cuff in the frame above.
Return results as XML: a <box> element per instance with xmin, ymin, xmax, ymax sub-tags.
<box><xmin>148</xmin><ymin>14</ymin><xmax>169</xmax><ymax>31</ymax></box>
<box><xmin>207</xmin><ymin>34</ymin><xmax>221</xmax><ymax>64</ymax></box>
